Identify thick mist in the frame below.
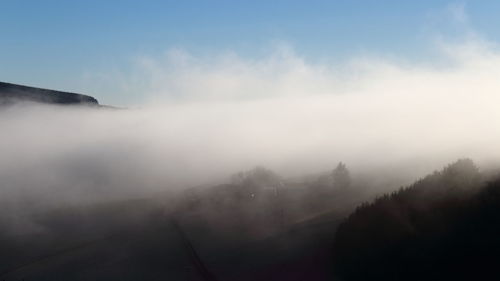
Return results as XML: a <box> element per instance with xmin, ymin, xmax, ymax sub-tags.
<box><xmin>3</xmin><ymin>39</ymin><xmax>500</xmax><ymax>208</ymax></box>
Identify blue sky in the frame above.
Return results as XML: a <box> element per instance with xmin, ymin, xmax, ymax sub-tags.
<box><xmin>1</xmin><ymin>0</ymin><xmax>499</xmax><ymax>104</ymax></box>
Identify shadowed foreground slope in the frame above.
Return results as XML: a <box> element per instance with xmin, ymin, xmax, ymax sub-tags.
<box><xmin>333</xmin><ymin>159</ymin><xmax>500</xmax><ymax>281</ymax></box>
<box><xmin>0</xmin><ymin>198</ymin><xmax>344</xmax><ymax>281</ymax></box>
<box><xmin>0</xmin><ymin>166</ymin><xmax>362</xmax><ymax>281</ymax></box>
<box><xmin>2</xmin><ymin>146</ymin><xmax>499</xmax><ymax>281</ymax></box>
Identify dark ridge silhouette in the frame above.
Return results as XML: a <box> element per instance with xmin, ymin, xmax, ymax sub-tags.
<box><xmin>331</xmin><ymin>159</ymin><xmax>500</xmax><ymax>281</ymax></box>
<box><xmin>0</xmin><ymin>81</ymin><xmax>99</xmax><ymax>106</ymax></box>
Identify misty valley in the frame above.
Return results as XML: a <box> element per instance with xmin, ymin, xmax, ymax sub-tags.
<box><xmin>2</xmin><ymin>84</ymin><xmax>500</xmax><ymax>281</ymax></box>
<box><xmin>6</xmin><ymin>1</ymin><xmax>500</xmax><ymax>280</ymax></box>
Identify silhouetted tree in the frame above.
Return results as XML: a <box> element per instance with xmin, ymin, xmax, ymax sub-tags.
<box><xmin>332</xmin><ymin>162</ymin><xmax>351</xmax><ymax>189</ymax></box>
<box><xmin>230</xmin><ymin>166</ymin><xmax>281</xmax><ymax>200</ymax></box>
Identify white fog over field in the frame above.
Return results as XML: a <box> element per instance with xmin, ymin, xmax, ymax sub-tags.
<box><xmin>2</xmin><ymin>39</ymin><xmax>500</xmax><ymax>204</ymax></box>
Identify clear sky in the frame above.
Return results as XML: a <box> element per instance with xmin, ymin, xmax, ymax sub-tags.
<box><xmin>1</xmin><ymin>0</ymin><xmax>499</xmax><ymax>104</ymax></box>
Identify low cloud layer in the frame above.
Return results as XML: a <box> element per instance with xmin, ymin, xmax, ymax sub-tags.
<box><xmin>3</xmin><ymin>38</ymin><xmax>500</xmax><ymax>207</ymax></box>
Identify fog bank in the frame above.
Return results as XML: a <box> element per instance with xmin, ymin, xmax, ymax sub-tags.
<box><xmin>2</xmin><ymin>39</ymin><xmax>500</xmax><ymax>205</ymax></box>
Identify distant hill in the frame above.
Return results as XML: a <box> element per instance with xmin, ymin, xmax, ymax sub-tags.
<box><xmin>0</xmin><ymin>81</ymin><xmax>99</xmax><ymax>106</ymax></box>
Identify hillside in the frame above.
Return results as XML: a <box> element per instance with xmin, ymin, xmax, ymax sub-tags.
<box><xmin>332</xmin><ymin>159</ymin><xmax>500</xmax><ymax>280</ymax></box>
<box><xmin>2</xmin><ymin>159</ymin><xmax>499</xmax><ymax>280</ymax></box>
<box><xmin>0</xmin><ymin>81</ymin><xmax>99</xmax><ymax>106</ymax></box>
<box><xmin>0</xmin><ymin>166</ymin><xmax>364</xmax><ymax>281</ymax></box>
